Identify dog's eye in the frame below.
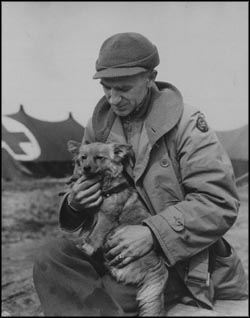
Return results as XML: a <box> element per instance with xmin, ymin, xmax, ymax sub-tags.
<box><xmin>95</xmin><ymin>156</ymin><xmax>105</xmax><ymax>160</ymax></box>
<box><xmin>75</xmin><ymin>159</ymin><xmax>81</xmax><ymax>166</ymax></box>
<box><xmin>81</xmin><ymin>155</ymin><xmax>87</xmax><ymax>160</ymax></box>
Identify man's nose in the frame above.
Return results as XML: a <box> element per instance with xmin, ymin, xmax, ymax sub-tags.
<box><xmin>109</xmin><ymin>89</ymin><xmax>121</xmax><ymax>105</ymax></box>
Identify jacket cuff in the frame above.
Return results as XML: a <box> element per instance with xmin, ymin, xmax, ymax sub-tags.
<box><xmin>142</xmin><ymin>205</ymin><xmax>186</xmax><ymax>266</ymax></box>
<box><xmin>59</xmin><ymin>193</ymin><xmax>87</xmax><ymax>232</ymax></box>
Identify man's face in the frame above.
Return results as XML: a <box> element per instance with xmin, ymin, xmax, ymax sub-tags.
<box><xmin>100</xmin><ymin>73</ymin><xmax>150</xmax><ymax>117</ymax></box>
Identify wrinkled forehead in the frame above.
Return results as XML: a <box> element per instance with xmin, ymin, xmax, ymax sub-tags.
<box><xmin>79</xmin><ymin>143</ymin><xmax>114</xmax><ymax>156</ymax></box>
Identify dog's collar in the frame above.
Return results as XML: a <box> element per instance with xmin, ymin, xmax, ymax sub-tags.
<box><xmin>102</xmin><ymin>180</ymin><xmax>130</xmax><ymax>198</ymax></box>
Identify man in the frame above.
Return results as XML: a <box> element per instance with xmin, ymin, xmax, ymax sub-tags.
<box><xmin>33</xmin><ymin>32</ymin><xmax>248</xmax><ymax>316</ymax></box>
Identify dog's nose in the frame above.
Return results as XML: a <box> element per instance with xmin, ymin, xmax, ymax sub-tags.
<box><xmin>83</xmin><ymin>166</ymin><xmax>91</xmax><ymax>172</ymax></box>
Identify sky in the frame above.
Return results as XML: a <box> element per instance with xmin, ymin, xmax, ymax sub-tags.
<box><xmin>2</xmin><ymin>1</ymin><xmax>248</xmax><ymax>131</ymax></box>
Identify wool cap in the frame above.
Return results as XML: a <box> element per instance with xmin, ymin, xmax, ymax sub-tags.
<box><xmin>93</xmin><ymin>32</ymin><xmax>160</xmax><ymax>79</ymax></box>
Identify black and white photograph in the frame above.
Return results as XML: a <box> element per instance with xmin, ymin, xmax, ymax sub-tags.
<box><xmin>2</xmin><ymin>2</ymin><xmax>248</xmax><ymax>316</ymax></box>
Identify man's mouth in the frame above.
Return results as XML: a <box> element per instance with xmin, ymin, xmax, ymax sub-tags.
<box><xmin>113</xmin><ymin>106</ymin><xmax>129</xmax><ymax>115</ymax></box>
<box><xmin>112</xmin><ymin>103</ymin><xmax>128</xmax><ymax>110</ymax></box>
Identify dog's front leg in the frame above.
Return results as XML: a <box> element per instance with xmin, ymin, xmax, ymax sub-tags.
<box><xmin>80</xmin><ymin>212</ymin><xmax>114</xmax><ymax>256</ymax></box>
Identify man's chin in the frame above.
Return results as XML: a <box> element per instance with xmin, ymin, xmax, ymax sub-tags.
<box><xmin>111</xmin><ymin>104</ymin><xmax>133</xmax><ymax>117</ymax></box>
<box><xmin>113</xmin><ymin>108</ymin><xmax>132</xmax><ymax>117</ymax></box>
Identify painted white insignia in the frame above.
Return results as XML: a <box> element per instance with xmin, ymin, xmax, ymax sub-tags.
<box><xmin>196</xmin><ymin>114</ymin><xmax>209</xmax><ymax>133</ymax></box>
<box><xmin>2</xmin><ymin>117</ymin><xmax>41</xmax><ymax>161</ymax></box>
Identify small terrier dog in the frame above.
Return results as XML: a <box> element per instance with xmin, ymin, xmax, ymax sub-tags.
<box><xmin>67</xmin><ymin>141</ymin><xmax>168</xmax><ymax>316</ymax></box>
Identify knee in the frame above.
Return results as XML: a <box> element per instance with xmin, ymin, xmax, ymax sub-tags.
<box><xmin>35</xmin><ymin>238</ymin><xmax>63</xmax><ymax>261</ymax></box>
<box><xmin>33</xmin><ymin>238</ymin><xmax>72</xmax><ymax>278</ymax></box>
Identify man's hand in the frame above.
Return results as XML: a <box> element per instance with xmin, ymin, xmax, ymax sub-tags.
<box><xmin>67</xmin><ymin>175</ymin><xmax>103</xmax><ymax>212</ymax></box>
<box><xmin>104</xmin><ymin>225</ymin><xmax>154</xmax><ymax>268</ymax></box>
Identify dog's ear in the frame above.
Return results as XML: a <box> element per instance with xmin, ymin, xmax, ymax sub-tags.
<box><xmin>113</xmin><ymin>144</ymin><xmax>134</xmax><ymax>164</ymax></box>
<box><xmin>67</xmin><ymin>140</ymin><xmax>81</xmax><ymax>154</ymax></box>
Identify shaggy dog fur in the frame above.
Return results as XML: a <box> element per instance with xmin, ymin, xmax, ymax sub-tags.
<box><xmin>67</xmin><ymin>141</ymin><xmax>168</xmax><ymax>316</ymax></box>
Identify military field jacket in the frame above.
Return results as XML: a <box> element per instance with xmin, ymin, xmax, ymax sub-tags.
<box><xmin>59</xmin><ymin>82</ymin><xmax>247</xmax><ymax>308</ymax></box>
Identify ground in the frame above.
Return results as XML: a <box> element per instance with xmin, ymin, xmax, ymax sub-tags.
<box><xmin>1</xmin><ymin>178</ymin><xmax>248</xmax><ymax>316</ymax></box>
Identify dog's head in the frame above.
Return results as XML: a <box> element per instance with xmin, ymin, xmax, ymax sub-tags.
<box><xmin>67</xmin><ymin>141</ymin><xmax>134</xmax><ymax>179</ymax></box>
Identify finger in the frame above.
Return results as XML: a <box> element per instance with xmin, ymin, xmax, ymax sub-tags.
<box><xmin>75</xmin><ymin>179</ymin><xmax>100</xmax><ymax>191</ymax></box>
<box><xmin>75</xmin><ymin>183</ymin><xmax>101</xmax><ymax>201</ymax></box>
<box><xmin>85</xmin><ymin>195</ymin><xmax>103</xmax><ymax>209</ymax></box>
<box><xmin>116</xmin><ymin>256</ymin><xmax>133</xmax><ymax>268</ymax></box>
<box><xmin>105</xmin><ymin>228</ymin><xmax>125</xmax><ymax>247</ymax></box>
<box><xmin>79</xmin><ymin>189</ymin><xmax>102</xmax><ymax>205</ymax></box>
<box><xmin>110</xmin><ymin>227</ymin><xmax>125</xmax><ymax>239</ymax></box>
<box><xmin>105</xmin><ymin>235</ymin><xmax>122</xmax><ymax>250</ymax></box>
<box><xmin>104</xmin><ymin>245</ymin><xmax>122</xmax><ymax>260</ymax></box>
<box><xmin>73</xmin><ymin>178</ymin><xmax>100</xmax><ymax>192</ymax></box>
<box><xmin>105</xmin><ymin>241</ymin><xmax>127</xmax><ymax>258</ymax></box>
<box><xmin>75</xmin><ymin>184</ymin><xmax>101</xmax><ymax>201</ymax></box>
<box><xmin>76</xmin><ymin>174</ymin><xmax>101</xmax><ymax>184</ymax></box>
<box><xmin>75</xmin><ymin>175</ymin><xmax>88</xmax><ymax>184</ymax></box>
<box><xmin>108</xmin><ymin>253</ymin><xmax>126</xmax><ymax>266</ymax></box>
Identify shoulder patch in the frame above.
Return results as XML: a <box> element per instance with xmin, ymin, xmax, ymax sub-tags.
<box><xmin>196</xmin><ymin>114</ymin><xmax>209</xmax><ymax>132</ymax></box>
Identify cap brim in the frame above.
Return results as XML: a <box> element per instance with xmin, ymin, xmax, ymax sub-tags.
<box><xmin>93</xmin><ymin>67</ymin><xmax>148</xmax><ymax>79</ymax></box>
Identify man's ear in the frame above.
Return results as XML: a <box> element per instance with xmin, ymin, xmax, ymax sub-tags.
<box><xmin>147</xmin><ymin>70</ymin><xmax>157</xmax><ymax>88</ymax></box>
<box><xmin>67</xmin><ymin>140</ymin><xmax>81</xmax><ymax>154</ymax></box>
<box><xmin>113</xmin><ymin>143</ymin><xmax>134</xmax><ymax>162</ymax></box>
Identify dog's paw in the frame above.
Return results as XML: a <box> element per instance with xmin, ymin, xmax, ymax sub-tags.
<box><xmin>77</xmin><ymin>242</ymin><xmax>95</xmax><ymax>256</ymax></box>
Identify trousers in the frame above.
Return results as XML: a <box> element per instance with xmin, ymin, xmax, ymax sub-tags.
<box><xmin>33</xmin><ymin>238</ymin><xmax>188</xmax><ymax>316</ymax></box>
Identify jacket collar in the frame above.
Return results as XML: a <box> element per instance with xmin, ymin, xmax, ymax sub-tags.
<box><xmin>93</xmin><ymin>81</ymin><xmax>184</xmax><ymax>146</ymax></box>
<box><xmin>145</xmin><ymin>81</ymin><xmax>184</xmax><ymax>145</ymax></box>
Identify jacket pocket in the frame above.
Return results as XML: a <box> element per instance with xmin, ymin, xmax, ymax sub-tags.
<box><xmin>210</xmin><ymin>238</ymin><xmax>248</xmax><ymax>300</ymax></box>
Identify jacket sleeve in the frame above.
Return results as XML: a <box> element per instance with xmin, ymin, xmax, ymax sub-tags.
<box><xmin>143</xmin><ymin>110</ymin><xmax>240</xmax><ymax>266</ymax></box>
<box><xmin>59</xmin><ymin>193</ymin><xmax>88</xmax><ymax>232</ymax></box>
<box><xmin>58</xmin><ymin>118</ymin><xmax>96</xmax><ymax>232</ymax></box>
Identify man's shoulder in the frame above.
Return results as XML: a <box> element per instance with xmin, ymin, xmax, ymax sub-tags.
<box><xmin>181</xmin><ymin>103</ymin><xmax>202</xmax><ymax>120</ymax></box>
<box><xmin>179</xmin><ymin>103</ymin><xmax>210</xmax><ymax>131</ymax></box>
<box><xmin>154</xmin><ymin>82</ymin><xmax>201</xmax><ymax>120</ymax></box>
<box><xmin>175</xmin><ymin>103</ymin><xmax>214</xmax><ymax>145</ymax></box>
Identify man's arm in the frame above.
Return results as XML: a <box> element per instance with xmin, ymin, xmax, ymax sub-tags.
<box><xmin>59</xmin><ymin>118</ymin><xmax>99</xmax><ymax>232</ymax></box>
<box><xmin>59</xmin><ymin>192</ymin><xmax>89</xmax><ymax>232</ymax></box>
<box><xmin>143</xmin><ymin>111</ymin><xmax>240</xmax><ymax>266</ymax></box>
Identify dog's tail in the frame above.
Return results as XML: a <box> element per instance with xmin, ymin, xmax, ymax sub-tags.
<box><xmin>136</xmin><ymin>255</ymin><xmax>168</xmax><ymax>316</ymax></box>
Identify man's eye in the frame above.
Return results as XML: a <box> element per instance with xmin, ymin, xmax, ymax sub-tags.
<box><xmin>95</xmin><ymin>156</ymin><xmax>105</xmax><ymax>160</ymax></box>
<box><xmin>119</xmin><ymin>87</ymin><xmax>130</xmax><ymax>92</ymax></box>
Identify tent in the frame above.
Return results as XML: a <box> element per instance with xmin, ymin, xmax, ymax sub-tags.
<box><xmin>216</xmin><ymin>125</ymin><xmax>248</xmax><ymax>178</ymax></box>
<box><xmin>2</xmin><ymin>105</ymin><xmax>85</xmax><ymax>178</ymax></box>
<box><xmin>236</xmin><ymin>172</ymin><xmax>248</xmax><ymax>187</ymax></box>
<box><xmin>2</xmin><ymin>104</ymin><xmax>248</xmax><ymax>179</ymax></box>
<box><xmin>2</xmin><ymin>148</ymin><xmax>33</xmax><ymax>181</ymax></box>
